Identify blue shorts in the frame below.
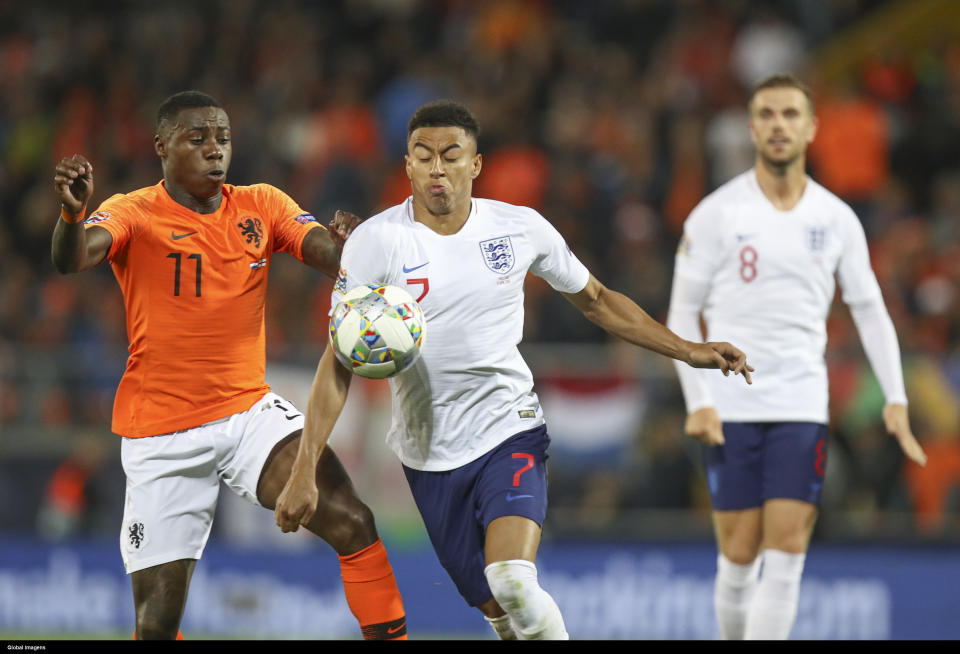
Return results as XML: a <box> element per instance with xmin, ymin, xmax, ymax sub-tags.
<box><xmin>402</xmin><ymin>424</ymin><xmax>550</xmax><ymax>607</ymax></box>
<box><xmin>702</xmin><ymin>422</ymin><xmax>828</xmax><ymax>511</ymax></box>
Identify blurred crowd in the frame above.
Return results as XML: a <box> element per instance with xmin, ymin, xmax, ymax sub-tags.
<box><xmin>1</xmin><ymin>0</ymin><xmax>959</xmax><ymax>542</ymax></box>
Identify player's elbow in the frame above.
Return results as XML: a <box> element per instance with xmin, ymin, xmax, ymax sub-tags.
<box><xmin>577</xmin><ymin>295</ymin><xmax>606</xmax><ymax>325</ymax></box>
<box><xmin>568</xmin><ymin>277</ymin><xmax>606</xmax><ymax>320</ymax></box>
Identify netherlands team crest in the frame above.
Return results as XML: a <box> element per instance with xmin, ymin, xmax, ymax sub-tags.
<box><xmin>479</xmin><ymin>236</ymin><xmax>515</xmax><ymax>274</ymax></box>
<box><xmin>125</xmin><ymin>517</ymin><xmax>147</xmax><ymax>552</ymax></box>
<box><xmin>237</xmin><ymin>215</ymin><xmax>264</xmax><ymax>249</ymax></box>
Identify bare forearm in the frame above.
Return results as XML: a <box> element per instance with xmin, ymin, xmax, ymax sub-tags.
<box><xmin>301</xmin><ymin>227</ymin><xmax>341</xmax><ymax>279</ymax></box>
<box><xmin>52</xmin><ymin>219</ymin><xmax>110</xmax><ymax>274</ymax></box>
<box><xmin>293</xmin><ymin>347</ymin><xmax>352</xmax><ymax>473</ymax></box>
<box><xmin>580</xmin><ymin>285</ymin><xmax>694</xmax><ymax>362</ymax></box>
<box><xmin>51</xmin><ymin>218</ymin><xmax>88</xmax><ymax>274</ymax></box>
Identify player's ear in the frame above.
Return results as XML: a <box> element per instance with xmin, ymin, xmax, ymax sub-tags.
<box><xmin>746</xmin><ymin>117</ymin><xmax>759</xmax><ymax>148</ymax></box>
<box><xmin>470</xmin><ymin>153</ymin><xmax>482</xmax><ymax>179</ymax></box>
<box><xmin>807</xmin><ymin>115</ymin><xmax>819</xmax><ymax>145</ymax></box>
<box><xmin>404</xmin><ymin>154</ymin><xmax>413</xmax><ymax>180</ymax></box>
<box><xmin>154</xmin><ymin>133</ymin><xmax>166</xmax><ymax>160</ymax></box>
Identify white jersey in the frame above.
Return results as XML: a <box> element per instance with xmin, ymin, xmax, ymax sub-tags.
<box><xmin>332</xmin><ymin>197</ymin><xmax>590</xmax><ymax>471</ymax></box>
<box><xmin>672</xmin><ymin>170</ymin><xmax>884</xmax><ymax>423</ymax></box>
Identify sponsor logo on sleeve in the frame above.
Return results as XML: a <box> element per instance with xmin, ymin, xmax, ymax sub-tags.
<box><xmin>84</xmin><ymin>211</ymin><xmax>111</xmax><ymax>224</ymax></box>
<box><xmin>334</xmin><ymin>267</ymin><xmax>348</xmax><ymax>294</ymax></box>
<box><xmin>294</xmin><ymin>213</ymin><xmax>318</xmax><ymax>225</ymax></box>
<box><xmin>677</xmin><ymin>235</ymin><xmax>691</xmax><ymax>256</ymax></box>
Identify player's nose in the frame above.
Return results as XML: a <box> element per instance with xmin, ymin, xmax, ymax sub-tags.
<box><xmin>203</xmin><ymin>138</ymin><xmax>224</xmax><ymax>159</ymax></box>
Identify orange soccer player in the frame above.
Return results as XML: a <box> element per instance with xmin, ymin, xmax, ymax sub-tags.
<box><xmin>51</xmin><ymin>91</ymin><xmax>406</xmax><ymax>640</ymax></box>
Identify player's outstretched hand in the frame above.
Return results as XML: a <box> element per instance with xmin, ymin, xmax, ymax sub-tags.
<box><xmin>328</xmin><ymin>209</ymin><xmax>364</xmax><ymax>250</ymax></box>
<box><xmin>687</xmin><ymin>341</ymin><xmax>754</xmax><ymax>385</ymax></box>
<box><xmin>685</xmin><ymin>407</ymin><xmax>724</xmax><ymax>446</ymax></box>
<box><xmin>274</xmin><ymin>468</ymin><xmax>319</xmax><ymax>533</ymax></box>
<box><xmin>54</xmin><ymin>154</ymin><xmax>94</xmax><ymax>214</ymax></box>
<box><xmin>883</xmin><ymin>403</ymin><xmax>927</xmax><ymax>466</ymax></box>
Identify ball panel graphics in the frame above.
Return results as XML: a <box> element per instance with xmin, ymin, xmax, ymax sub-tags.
<box><xmin>329</xmin><ymin>285</ymin><xmax>426</xmax><ymax>379</ymax></box>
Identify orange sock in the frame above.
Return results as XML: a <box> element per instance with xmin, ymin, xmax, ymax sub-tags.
<box><xmin>338</xmin><ymin>537</ymin><xmax>407</xmax><ymax>640</ymax></box>
<box><xmin>132</xmin><ymin>629</ymin><xmax>184</xmax><ymax>640</ymax></box>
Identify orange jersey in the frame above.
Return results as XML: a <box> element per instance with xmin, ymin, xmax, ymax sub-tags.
<box><xmin>84</xmin><ymin>181</ymin><xmax>323</xmax><ymax>437</ymax></box>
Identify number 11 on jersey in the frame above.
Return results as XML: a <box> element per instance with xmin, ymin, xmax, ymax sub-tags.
<box><xmin>167</xmin><ymin>252</ymin><xmax>202</xmax><ymax>296</ymax></box>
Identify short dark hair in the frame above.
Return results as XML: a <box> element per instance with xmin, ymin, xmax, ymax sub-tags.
<box><xmin>156</xmin><ymin>91</ymin><xmax>222</xmax><ymax>130</ymax></box>
<box><xmin>749</xmin><ymin>74</ymin><xmax>814</xmax><ymax>114</ymax></box>
<box><xmin>407</xmin><ymin>100</ymin><xmax>480</xmax><ymax>142</ymax></box>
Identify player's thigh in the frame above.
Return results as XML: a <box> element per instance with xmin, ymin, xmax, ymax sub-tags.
<box><xmin>403</xmin><ymin>461</ymin><xmax>490</xmax><ymax>607</ymax></box>
<box><xmin>219</xmin><ymin>392</ymin><xmax>310</xmax><ymax>506</ymax></box>
<box><xmin>485</xmin><ymin>515</ymin><xmax>541</xmax><ymax>565</ymax></box>
<box><xmin>760</xmin><ymin>422</ymin><xmax>828</xmax><ymax>508</ymax></box>
<box><xmin>761</xmin><ymin>498</ymin><xmax>818</xmax><ymax>553</ymax></box>
<box><xmin>120</xmin><ymin>431</ymin><xmax>220</xmax><ymax>574</ymax></box>
<box><xmin>474</xmin><ymin>425</ymin><xmax>551</xmax><ymax>564</ymax></box>
<box><xmin>221</xmin><ymin>392</ymin><xmax>374</xmax><ymax>545</ymax></box>
<box><xmin>712</xmin><ymin>508</ymin><xmax>763</xmax><ymax>564</ymax></box>
<box><xmin>255</xmin><ymin>433</ymin><xmax>361</xmax><ymax>511</ymax></box>
<box><xmin>702</xmin><ymin>422</ymin><xmax>765</xmax><ymax>512</ymax></box>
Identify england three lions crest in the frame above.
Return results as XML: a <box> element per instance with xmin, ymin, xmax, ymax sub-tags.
<box><xmin>479</xmin><ymin>236</ymin><xmax>515</xmax><ymax>274</ymax></box>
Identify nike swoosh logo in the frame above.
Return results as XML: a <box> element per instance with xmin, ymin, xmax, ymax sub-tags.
<box><xmin>387</xmin><ymin>622</ymin><xmax>406</xmax><ymax>634</ymax></box>
<box><xmin>505</xmin><ymin>493</ymin><xmax>534</xmax><ymax>502</ymax></box>
<box><xmin>284</xmin><ymin>414</ymin><xmax>302</xmax><ymax>421</ymax></box>
<box><xmin>402</xmin><ymin>262</ymin><xmax>429</xmax><ymax>273</ymax></box>
<box><xmin>172</xmin><ymin>231</ymin><xmax>198</xmax><ymax>240</ymax></box>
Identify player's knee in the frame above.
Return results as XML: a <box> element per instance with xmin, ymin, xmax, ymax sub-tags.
<box><xmin>763</xmin><ymin>525</ymin><xmax>813</xmax><ymax>555</ymax></box>
<box><xmin>485</xmin><ymin>561</ymin><xmax>527</xmax><ymax>607</ymax></box>
<box><xmin>723</xmin><ymin>547</ymin><xmax>759</xmax><ymax>566</ymax></box>
<box><xmin>484</xmin><ymin>560</ymin><xmax>567</xmax><ymax>640</ymax></box>
<box><xmin>307</xmin><ymin>498</ymin><xmax>377</xmax><ymax>554</ymax></box>
<box><xmin>720</xmin><ymin>536</ymin><xmax>761</xmax><ymax>565</ymax></box>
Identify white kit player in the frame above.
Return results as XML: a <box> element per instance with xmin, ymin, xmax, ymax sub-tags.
<box><xmin>666</xmin><ymin>74</ymin><xmax>928</xmax><ymax>640</ymax></box>
<box><xmin>273</xmin><ymin>100</ymin><xmax>754</xmax><ymax>640</ymax></box>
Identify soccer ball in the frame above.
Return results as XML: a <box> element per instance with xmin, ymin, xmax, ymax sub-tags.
<box><xmin>329</xmin><ymin>284</ymin><xmax>426</xmax><ymax>379</ymax></box>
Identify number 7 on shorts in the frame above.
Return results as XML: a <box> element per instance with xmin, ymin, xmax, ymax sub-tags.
<box><xmin>512</xmin><ymin>453</ymin><xmax>534</xmax><ymax>487</ymax></box>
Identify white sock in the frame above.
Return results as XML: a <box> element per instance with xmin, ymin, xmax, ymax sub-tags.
<box><xmin>714</xmin><ymin>552</ymin><xmax>760</xmax><ymax>640</ymax></box>
<box><xmin>484</xmin><ymin>614</ymin><xmax>518</xmax><ymax>640</ymax></box>
<box><xmin>484</xmin><ymin>560</ymin><xmax>569</xmax><ymax>640</ymax></box>
<box><xmin>744</xmin><ymin>549</ymin><xmax>806</xmax><ymax>640</ymax></box>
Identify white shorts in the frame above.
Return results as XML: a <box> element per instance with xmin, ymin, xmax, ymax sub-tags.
<box><xmin>119</xmin><ymin>392</ymin><xmax>304</xmax><ymax>574</ymax></box>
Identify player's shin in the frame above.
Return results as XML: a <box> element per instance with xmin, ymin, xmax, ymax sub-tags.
<box><xmin>484</xmin><ymin>560</ymin><xmax>568</xmax><ymax>640</ymax></box>
<box><xmin>744</xmin><ymin>549</ymin><xmax>806</xmax><ymax>640</ymax></box>
<box><xmin>338</xmin><ymin>537</ymin><xmax>408</xmax><ymax>640</ymax></box>
<box><xmin>714</xmin><ymin>553</ymin><xmax>760</xmax><ymax>640</ymax></box>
